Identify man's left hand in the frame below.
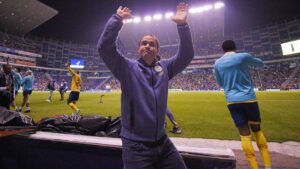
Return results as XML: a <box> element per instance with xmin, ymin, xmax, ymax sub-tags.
<box><xmin>171</xmin><ymin>3</ymin><xmax>188</xmax><ymax>25</ymax></box>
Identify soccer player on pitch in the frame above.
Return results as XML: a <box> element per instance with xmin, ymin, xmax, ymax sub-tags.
<box><xmin>98</xmin><ymin>3</ymin><xmax>194</xmax><ymax>169</ymax></box>
<box><xmin>166</xmin><ymin>107</ymin><xmax>182</xmax><ymax>134</ymax></box>
<box><xmin>59</xmin><ymin>79</ymin><xmax>68</xmax><ymax>101</ymax></box>
<box><xmin>21</xmin><ymin>70</ymin><xmax>34</xmax><ymax>113</ymax></box>
<box><xmin>46</xmin><ymin>79</ymin><xmax>56</xmax><ymax>102</ymax></box>
<box><xmin>65</xmin><ymin>63</ymin><xmax>82</xmax><ymax>115</ymax></box>
<box><xmin>11</xmin><ymin>67</ymin><xmax>22</xmax><ymax>111</ymax></box>
<box><xmin>214</xmin><ymin>40</ymin><xmax>271</xmax><ymax>169</ymax></box>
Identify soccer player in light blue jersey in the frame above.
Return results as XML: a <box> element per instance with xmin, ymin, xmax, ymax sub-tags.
<box><xmin>214</xmin><ymin>40</ymin><xmax>271</xmax><ymax>169</ymax></box>
<box><xmin>21</xmin><ymin>70</ymin><xmax>34</xmax><ymax>113</ymax></box>
<box><xmin>11</xmin><ymin>67</ymin><xmax>22</xmax><ymax>111</ymax></box>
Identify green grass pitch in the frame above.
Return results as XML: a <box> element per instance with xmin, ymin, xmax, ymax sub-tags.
<box><xmin>14</xmin><ymin>91</ymin><xmax>300</xmax><ymax>142</ymax></box>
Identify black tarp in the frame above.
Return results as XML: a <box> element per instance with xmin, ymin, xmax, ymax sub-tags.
<box><xmin>0</xmin><ymin>106</ymin><xmax>121</xmax><ymax>138</ymax></box>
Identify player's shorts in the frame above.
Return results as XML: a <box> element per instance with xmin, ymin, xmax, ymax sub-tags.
<box><xmin>23</xmin><ymin>90</ymin><xmax>32</xmax><ymax>96</ymax></box>
<box><xmin>227</xmin><ymin>102</ymin><xmax>261</xmax><ymax>128</ymax></box>
<box><xmin>67</xmin><ymin>91</ymin><xmax>80</xmax><ymax>104</ymax></box>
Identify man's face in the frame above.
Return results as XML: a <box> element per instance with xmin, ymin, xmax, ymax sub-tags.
<box><xmin>138</xmin><ymin>35</ymin><xmax>159</xmax><ymax>61</ymax></box>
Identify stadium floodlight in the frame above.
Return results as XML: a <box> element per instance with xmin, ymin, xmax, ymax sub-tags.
<box><xmin>203</xmin><ymin>5</ymin><xmax>213</xmax><ymax>11</ymax></box>
<box><xmin>165</xmin><ymin>12</ymin><xmax>174</xmax><ymax>19</ymax></box>
<box><xmin>214</xmin><ymin>2</ymin><xmax>224</xmax><ymax>9</ymax></box>
<box><xmin>133</xmin><ymin>17</ymin><xmax>141</xmax><ymax>23</ymax></box>
<box><xmin>124</xmin><ymin>3</ymin><xmax>223</xmax><ymax>23</ymax></box>
<box><xmin>125</xmin><ymin>19</ymin><xmax>133</xmax><ymax>24</ymax></box>
<box><xmin>144</xmin><ymin>16</ymin><xmax>152</xmax><ymax>22</ymax></box>
<box><xmin>189</xmin><ymin>8</ymin><xmax>197</xmax><ymax>14</ymax></box>
<box><xmin>153</xmin><ymin>14</ymin><xmax>162</xmax><ymax>20</ymax></box>
<box><xmin>196</xmin><ymin>7</ymin><xmax>204</xmax><ymax>13</ymax></box>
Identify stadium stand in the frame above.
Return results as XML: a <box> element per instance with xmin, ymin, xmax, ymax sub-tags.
<box><xmin>0</xmin><ymin>15</ymin><xmax>300</xmax><ymax>91</ymax></box>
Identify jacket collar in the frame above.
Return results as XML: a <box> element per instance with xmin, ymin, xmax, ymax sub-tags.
<box><xmin>223</xmin><ymin>51</ymin><xmax>236</xmax><ymax>56</ymax></box>
<box><xmin>138</xmin><ymin>57</ymin><xmax>159</xmax><ymax>67</ymax></box>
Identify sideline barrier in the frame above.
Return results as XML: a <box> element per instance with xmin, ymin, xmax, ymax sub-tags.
<box><xmin>0</xmin><ymin>132</ymin><xmax>236</xmax><ymax>169</ymax></box>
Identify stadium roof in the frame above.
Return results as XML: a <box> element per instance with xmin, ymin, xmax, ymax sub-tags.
<box><xmin>4</xmin><ymin>0</ymin><xmax>300</xmax><ymax>43</ymax></box>
<box><xmin>0</xmin><ymin>0</ymin><xmax>58</xmax><ymax>36</ymax></box>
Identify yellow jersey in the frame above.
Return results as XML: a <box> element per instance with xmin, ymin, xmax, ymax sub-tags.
<box><xmin>67</xmin><ymin>66</ymin><xmax>82</xmax><ymax>92</ymax></box>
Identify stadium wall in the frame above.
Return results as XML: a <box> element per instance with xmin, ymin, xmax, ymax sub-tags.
<box><xmin>0</xmin><ymin>132</ymin><xmax>236</xmax><ymax>169</ymax></box>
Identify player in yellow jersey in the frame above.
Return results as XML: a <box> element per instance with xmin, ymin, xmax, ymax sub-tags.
<box><xmin>65</xmin><ymin>63</ymin><xmax>82</xmax><ymax>115</ymax></box>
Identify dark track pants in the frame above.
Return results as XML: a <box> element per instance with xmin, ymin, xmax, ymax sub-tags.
<box><xmin>0</xmin><ymin>92</ymin><xmax>11</xmax><ymax>110</ymax></box>
<box><xmin>121</xmin><ymin>136</ymin><xmax>187</xmax><ymax>169</ymax></box>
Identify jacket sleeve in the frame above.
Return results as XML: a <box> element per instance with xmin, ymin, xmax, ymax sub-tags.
<box><xmin>21</xmin><ymin>77</ymin><xmax>26</xmax><ymax>86</ymax></box>
<box><xmin>245</xmin><ymin>53</ymin><xmax>264</xmax><ymax>68</ymax></box>
<box><xmin>12</xmin><ymin>71</ymin><xmax>22</xmax><ymax>86</ymax></box>
<box><xmin>15</xmin><ymin>72</ymin><xmax>22</xmax><ymax>86</ymax></box>
<box><xmin>164</xmin><ymin>24</ymin><xmax>194</xmax><ymax>80</ymax></box>
<box><xmin>214</xmin><ymin>65</ymin><xmax>222</xmax><ymax>87</ymax></box>
<box><xmin>97</xmin><ymin>14</ymin><xmax>129</xmax><ymax>80</ymax></box>
<box><xmin>18</xmin><ymin>74</ymin><xmax>22</xmax><ymax>86</ymax></box>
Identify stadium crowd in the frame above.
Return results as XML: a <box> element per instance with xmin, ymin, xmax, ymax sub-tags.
<box><xmin>1</xmin><ymin>59</ymin><xmax>298</xmax><ymax>92</ymax></box>
<box><xmin>97</xmin><ymin>61</ymin><xmax>299</xmax><ymax>91</ymax></box>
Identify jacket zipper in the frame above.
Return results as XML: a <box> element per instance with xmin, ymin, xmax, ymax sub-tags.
<box><xmin>129</xmin><ymin>99</ymin><xmax>134</xmax><ymax>133</ymax></box>
<box><xmin>151</xmin><ymin>68</ymin><xmax>158</xmax><ymax>142</ymax></box>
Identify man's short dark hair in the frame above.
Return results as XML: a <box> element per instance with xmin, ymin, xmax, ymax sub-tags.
<box><xmin>222</xmin><ymin>40</ymin><xmax>236</xmax><ymax>52</ymax></box>
<box><xmin>139</xmin><ymin>34</ymin><xmax>160</xmax><ymax>49</ymax></box>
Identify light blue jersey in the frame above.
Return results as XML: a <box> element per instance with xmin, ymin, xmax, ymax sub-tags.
<box><xmin>12</xmin><ymin>71</ymin><xmax>22</xmax><ymax>91</ymax></box>
<box><xmin>22</xmin><ymin>75</ymin><xmax>34</xmax><ymax>91</ymax></box>
<box><xmin>214</xmin><ymin>52</ymin><xmax>263</xmax><ymax>103</ymax></box>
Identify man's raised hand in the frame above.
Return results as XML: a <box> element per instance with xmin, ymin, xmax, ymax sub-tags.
<box><xmin>171</xmin><ymin>3</ymin><xmax>188</xmax><ymax>25</ymax></box>
<box><xmin>116</xmin><ymin>6</ymin><xmax>132</xmax><ymax>20</ymax></box>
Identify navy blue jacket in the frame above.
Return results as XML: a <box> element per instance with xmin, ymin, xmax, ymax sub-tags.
<box><xmin>97</xmin><ymin>14</ymin><xmax>194</xmax><ymax>142</ymax></box>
